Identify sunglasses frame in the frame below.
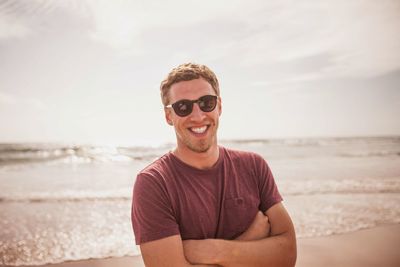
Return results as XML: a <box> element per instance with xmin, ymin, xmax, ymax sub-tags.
<box><xmin>165</xmin><ymin>95</ymin><xmax>219</xmax><ymax>117</ymax></box>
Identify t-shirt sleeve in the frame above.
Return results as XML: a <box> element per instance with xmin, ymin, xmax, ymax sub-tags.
<box><xmin>254</xmin><ymin>154</ymin><xmax>283</xmax><ymax>212</ymax></box>
<box><xmin>131</xmin><ymin>172</ymin><xmax>180</xmax><ymax>244</ymax></box>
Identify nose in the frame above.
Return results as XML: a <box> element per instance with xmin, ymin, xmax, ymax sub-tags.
<box><xmin>189</xmin><ymin>102</ymin><xmax>206</xmax><ymax>121</ymax></box>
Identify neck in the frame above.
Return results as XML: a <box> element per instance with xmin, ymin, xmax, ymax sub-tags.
<box><xmin>173</xmin><ymin>143</ymin><xmax>220</xmax><ymax>170</ymax></box>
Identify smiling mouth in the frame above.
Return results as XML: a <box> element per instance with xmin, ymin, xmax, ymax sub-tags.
<box><xmin>189</xmin><ymin>125</ymin><xmax>209</xmax><ymax>135</ymax></box>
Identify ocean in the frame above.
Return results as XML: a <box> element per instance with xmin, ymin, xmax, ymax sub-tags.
<box><xmin>0</xmin><ymin>137</ymin><xmax>399</xmax><ymax>265</ymax></box>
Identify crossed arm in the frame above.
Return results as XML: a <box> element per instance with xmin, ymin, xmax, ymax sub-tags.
<box><xmin>139</xmin><ymin>202</ymin><xmax>296</xmax><ymax>267</ymax></box>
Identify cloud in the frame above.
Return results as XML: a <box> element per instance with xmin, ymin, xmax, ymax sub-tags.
<box><xmin>0</xmin><ymin>11</ymin><xmax>31</xmax><ymax>39</ymax></box>
<box><xmin>84</xmin><ymin>0</ymin><xmax>248</xmax><ymax>52</ymax></box>
<box><xmin>219</xmin><ymin>1</ymin><xmax>400</xmax><ymax>79</ymax></box>
<box><xmin>0</xmin><ymin>0</ymin><xmax>91</xmax><ymax>40</ymax></box>
<box><xmin>1</xmin><ymin>0</ymin><xmax>399</xmax><ymax>81</ymax></box>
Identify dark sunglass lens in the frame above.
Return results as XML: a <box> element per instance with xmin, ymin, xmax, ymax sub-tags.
<box><xmin>173</xmin><ymin>100</ymin><xmax>193</xmax><ymax>116</ymax></box>
<box><xmin>199</xmin><ymin>95</ymin><xmax>217</xmax><ymax>112</ymax></box>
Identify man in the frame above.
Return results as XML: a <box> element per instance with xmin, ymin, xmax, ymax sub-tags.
<box><xmin>131</xmin><ymin>63</ymin><xmax>296</xmax><ymax>267</ymax></box>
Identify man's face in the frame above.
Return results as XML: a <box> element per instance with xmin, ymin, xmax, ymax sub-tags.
<box><xmin>165</xmin><ymin>78</ymin><xmax>221</xmax><ymax>153</ymax></box>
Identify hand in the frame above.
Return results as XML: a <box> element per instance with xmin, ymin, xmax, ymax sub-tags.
<box><xmin>236</xmin><ymin>211</ymin><xmax>270</xmax><ymax>241</ymax></box>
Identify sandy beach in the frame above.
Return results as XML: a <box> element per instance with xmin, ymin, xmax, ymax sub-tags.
<box><xmin>1</xmin><ymin>138</ymin><xmax>399</xmax><ymax>266</ymax></box>
<box><xmin>4</xmin><ymin>224</ymin><xmax>399</xmax><ymax>267</ymax></box>
<box><xmin>296</xmin><ymin>224</ymin><xmax>400</xmax><ymax>267</ymax></box>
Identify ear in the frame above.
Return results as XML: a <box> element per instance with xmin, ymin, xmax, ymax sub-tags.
<box><xmin>164</xmin><ymin>107</ymin><xmax>173</xmax><ymax>126</ymax></box>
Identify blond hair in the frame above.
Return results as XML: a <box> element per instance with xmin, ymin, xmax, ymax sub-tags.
<box><xmin>160</xmin><ymin>63</ymin><xmax>220</xmax><ymax>106</ymax></box>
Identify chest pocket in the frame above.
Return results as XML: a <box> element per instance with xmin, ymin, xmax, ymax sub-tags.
<box><xmin>219</xmin><ymin>196</ymin><xmax>259</xmax><ymax>239</ymax></box>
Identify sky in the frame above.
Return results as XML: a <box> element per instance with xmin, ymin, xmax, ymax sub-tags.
<box><xmin>0</xmin><ymin>0</ymin><xmax>399</xmax><ymax>145</ymax></box>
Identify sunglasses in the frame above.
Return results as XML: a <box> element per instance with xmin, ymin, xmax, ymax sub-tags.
<box><xmin>165</xmin><ymin>95</ymin><xmax>218</xmax><ymax>117</ymax></box>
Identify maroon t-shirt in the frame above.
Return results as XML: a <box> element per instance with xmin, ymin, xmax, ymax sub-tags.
<box><xmin>131</xmin><ymin>146</ymin><xmax>282</xmax><ymax>244</ymax></box>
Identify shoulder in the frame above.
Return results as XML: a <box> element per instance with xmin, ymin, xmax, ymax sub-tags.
<box><xmin>138</xmin><ymin>152</ymin><xmax>175</xmax><ymax>178</ymax></box>
<box><xmin>221</xmin><ymin>146</ymin><xmax>266</xmax><ymax>165</ymax></box>
<box><xmin>134</xmin><ymin>152</ymin><xmax>175</xmax><ymax>191</ymax></box>
<box><xmin>221</xmin><ymin>146</ymin><xmax>271</xmax><ymax>180</ymax></box>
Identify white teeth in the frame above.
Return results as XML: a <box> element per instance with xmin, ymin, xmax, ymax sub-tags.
<box><xmin>191</xmin><ymin>126</ymin><xmax>207</xmax><ymax>134</ymax></box>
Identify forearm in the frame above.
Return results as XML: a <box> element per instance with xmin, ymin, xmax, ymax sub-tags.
<box><xmin>143</xmin><ymin>258</ymin><xmax>218</xmax><ymax>267</ymax></box>
<box><xmin>217</xmin><ymin>232</ymin><xmax>296</xmax><ymax>267</ymax></box>
<box><xmin>184</xmin><ymin>204</ymin><xmax>296</xmax><ymax>267</ymax></box>
<box><xmin>140</xmin><ymin>235</ymin><xmax>221</xmax><ymax>267</ymax></box>
<box><xmin>184</xmin><ymin>232</ymin><xmax>296</xmax><ymax>267</ymax></box>
<box><xmin>182</xmin><ymin>264</ymin><xmax>219</xmax><ymax>267</ymax></box>
<box><xmin>142</xmin><ymin>250</ymin><xmax>219</xmax><ymax>267</ymax></box>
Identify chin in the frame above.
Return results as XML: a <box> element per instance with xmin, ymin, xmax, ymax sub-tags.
<box><xmin>187</xmin><ymin>142</ymin><xmax>211</xmax><ymax>153</ymax></box>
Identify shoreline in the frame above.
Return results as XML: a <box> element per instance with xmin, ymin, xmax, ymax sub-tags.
<box><xmin>2</xmin><ymin>224</ymin><xmax>399</xmax><ymax>267</ymax></box>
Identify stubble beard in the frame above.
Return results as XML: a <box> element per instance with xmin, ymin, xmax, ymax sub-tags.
<box><xmin>179</xmin><ymin>122</ymin><xmax>219</xmax><ymax>153</ymax></box>
<box><xmin>186</xmin><ymin>137</ymin><xmax>212</xmax><ymax>153</ymax></box>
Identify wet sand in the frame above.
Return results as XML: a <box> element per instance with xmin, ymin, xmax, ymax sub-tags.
<box><xmin>296</xmin><ymin>224</ymin><xmax>400</xmax><ymax>267</ymax></box>
<box><xmin>3</xmin><ymin>224</ymin><xmax>399</xmax><ymax>267</ymax></box>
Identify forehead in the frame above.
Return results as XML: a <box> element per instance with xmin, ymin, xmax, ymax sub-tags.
<box><xmin>169</xmin><ymin>78</ymin><xmax>214</xmax><ymax>103</ymax></box>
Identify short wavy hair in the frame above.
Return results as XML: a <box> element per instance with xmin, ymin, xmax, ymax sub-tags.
<box><xmin>160</xmin><ymin>63</ymin><xmax>220</xmax><ymax>106</ymax></box>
